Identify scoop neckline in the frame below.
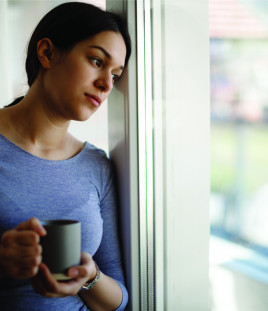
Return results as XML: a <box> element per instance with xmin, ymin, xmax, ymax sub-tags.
<box><xmin>0</xmin><ymin>133</ymin><xmax>88</xmax><ymax>164</ymax></box>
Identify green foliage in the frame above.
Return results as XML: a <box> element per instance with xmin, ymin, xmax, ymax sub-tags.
<box><xmin>211</xmin><ymin>123</ymin><xmax>268</xmax><ymax>195</ymax></box>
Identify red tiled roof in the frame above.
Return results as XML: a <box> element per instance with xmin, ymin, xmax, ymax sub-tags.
<box><xmin>210</xmin><ymin>0</ymin><xmax>268</xmax><ymax>38</ymax></box>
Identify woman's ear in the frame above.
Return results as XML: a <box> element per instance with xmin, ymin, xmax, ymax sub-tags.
<box><xmin>36</xmin><ymin>38</ymin><xmax>55</xmax><ymax>69</ymax></box>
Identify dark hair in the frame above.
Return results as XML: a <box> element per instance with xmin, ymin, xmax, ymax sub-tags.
<box><xmin>6</xmin><ymin>2</ymin><xmax>131</xmax><ymax>107</ymax></box>
<box><xmin>26</xmin><ymin>2</ymin><xmax>131</xmax><ymax>87</ymax></box>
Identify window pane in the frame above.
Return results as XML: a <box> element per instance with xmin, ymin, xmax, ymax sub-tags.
<box><xmin>210</xmin><ymin>0</ymin><xmax>268</xmax><ymax>310</ymax></box>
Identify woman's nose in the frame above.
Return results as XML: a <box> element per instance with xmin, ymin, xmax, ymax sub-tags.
<box><xmin>94</xmin><ymin>73</ymin><xmax>113</xmax><ymax>93</ymax></box>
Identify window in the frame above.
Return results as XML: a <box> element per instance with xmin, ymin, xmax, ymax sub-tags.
<box><xmin>109</xmin><ymin>1</ymin><xmax>210</xmax><ymax>309</ymax></box>
<box><xmin>210</xmin><ymin>1</ymin><xmax>268</xmax><ymax>310</ymax></box>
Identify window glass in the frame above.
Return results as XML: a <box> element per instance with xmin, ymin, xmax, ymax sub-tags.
<box><xmin>210</xmin><ymin>1</ymin><xmax>268</xmax><ymax>310</ymax></box>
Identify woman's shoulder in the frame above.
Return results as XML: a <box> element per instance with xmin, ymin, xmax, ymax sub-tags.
<box><xmin>83</xmin><ymin>142</ymin><xmax>110</xmax><ymax>165</ymax></box>
<box><xmin>79</xmin><ymin>143</ymin><xmax>114</xmax><ymax>192</ymax></box>
<box><xmin>84</xmin><ymin>141</ymin><xmax>107</xmax><ymax>155</ymax></box>
<box><xmin>79</xmin><ymin>142</ymin><xmax>113</xmax><ymax>178</ymax></box>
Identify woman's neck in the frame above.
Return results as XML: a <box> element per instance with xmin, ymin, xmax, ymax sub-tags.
<box><xmin>0</xmin><ymin>87</ymin><xmax>84</xmax><ymax>160</ymax></box>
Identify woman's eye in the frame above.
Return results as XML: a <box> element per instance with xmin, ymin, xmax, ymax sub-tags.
<box><xmin>112</xmin><ymin>73</ymin><xmax>119</xmax><ymax>82</ymax></box>
<box><xmin>90</xmin><ymin>58</ymin><xmax>103</xmax><ymax>67</ymax></box>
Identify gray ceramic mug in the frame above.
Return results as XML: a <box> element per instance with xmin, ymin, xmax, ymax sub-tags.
<box><xmin>40</xmin><ymin>220</ymin><xmax>81</xmax><ymax>280</ymax></box>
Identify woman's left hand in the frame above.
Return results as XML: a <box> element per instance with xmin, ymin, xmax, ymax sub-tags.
<box><xmin>32</xmin><ymin>252</ymin><xmax>97</xmax><ymax>298</ymax></box>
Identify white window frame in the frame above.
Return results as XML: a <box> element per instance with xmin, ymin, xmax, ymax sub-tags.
<box><xmin>107</xmin><ymin>0</ymin><xmax>210</xmax><ymax>310</ymax></box>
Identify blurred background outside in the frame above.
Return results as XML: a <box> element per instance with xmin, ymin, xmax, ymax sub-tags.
<box><xmin>210</xmin><ymin>0</ymin><xmax>268</xmax><ymax>310</ymax></box>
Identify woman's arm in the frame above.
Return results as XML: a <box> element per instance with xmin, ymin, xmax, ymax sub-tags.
<box><xmin>79</xmin><ymin>270</ymin><xmax>123</xmax><ymax>311</ymax></box>
<box><xmin>86</xmin><ymin>161</ymin><xmax>128</xmax><ymax>310</ymax></box>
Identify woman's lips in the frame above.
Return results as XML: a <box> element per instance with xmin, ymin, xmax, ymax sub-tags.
<box><xmin>85</xmin><ymin>94</ymin><xmax>101</xmax><ymax>107</ymax></box>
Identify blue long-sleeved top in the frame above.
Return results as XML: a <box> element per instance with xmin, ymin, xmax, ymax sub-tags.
<box><xmin>0</xmin><ymin>133</ymin><xmax>128</xmax><ymax>310</ymax></box>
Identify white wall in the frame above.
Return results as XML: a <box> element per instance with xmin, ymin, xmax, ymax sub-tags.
<box><xmin>0</xmin><ymin>0</ymin><xmax>12</xmax><ymax>106</ymax></box>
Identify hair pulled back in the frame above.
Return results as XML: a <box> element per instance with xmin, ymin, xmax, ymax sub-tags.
<box><xmin>26</xmin><ymin>1</ymin><xmax>131</xmax><ymax>87</ymax></box>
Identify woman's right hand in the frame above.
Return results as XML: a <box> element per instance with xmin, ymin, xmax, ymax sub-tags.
<box><xmin>0</xmin><ymin>217</ymin><xmax>46</xmax><ymax>279</ymax></box>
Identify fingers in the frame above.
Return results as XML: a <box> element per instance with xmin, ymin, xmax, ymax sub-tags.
<box><xmin>1</xmin><ymin>231</ymin><xmax>42</xmax><ymax>261</ymax></box>
<box><xmin>32</xmin><ymin>253</ymin><xmax>97</xmax><ymax>298</ymax></box>
<box><xmin>0</xmin><ymin>218</ymin><xmax>45</xmax><ymax>279</ymax></box>
<box><xmin>0</xmin><ymin>255</ymin><xmax>41</xmax><ymax>279</ymax></box>
<box><xmin>68</xmin><ymin>252</ymin><xmax>94</xmax><ymax>280</ymax></box>
<box><xmin>17</xmin><ymin>265</ymin><xmax>40</xmax><ymax>279</ymax></box>
<box><xmin>32</xmin><ymin>266</ymin><xmax>65</xmax><ymax>298</ymax></box>
<box><xmin>16</xmin><ymin>218</ymin><xmax>46</xmax><ymax>236</ymax></box>
<box><xmin>32</xmin><ymin>263</ymin><xmax>82</xmax><ymax>297</ymax></box>
<box><xmin>2</xmin><ymin>246</ymin><xmax>42</xmax><ymax>265</ymax></box>
<box><xmin>80</xmin><ymin>252</ymin><xmax>92</xmax><ymax>264</ymax></box>
<box><xmin>33</xmin><ymin>264</ymin><xmax>66</xmax><ymax>297</ymax></box>
<box><xmin>0</xmin><ymin>250</ymin><xmax>42</xmax><ymax>279</ymax></box>
<box><xmin>18</xmin><ymin>244</ymin><xmax>42</xmax><ymax>258</ymax></box>
<box><xmin>68</xmin><ymin>266</ymin><xmax>88</xmax><ymax>279</ymax></box>
<box><xmin>33</xmin><ymin>279</ymin><xmax>62</xmax><ymax>298</ymax></box>
<box><xmin>2</xmin><ymin>230</ymin><xmax>40</xmax><ymax>247</ymax></box>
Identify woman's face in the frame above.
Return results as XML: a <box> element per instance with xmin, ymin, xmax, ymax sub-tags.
<box><xmin>41</xmin><ymin>31</ymin><xmax>127</xmax><ymax>121</ymax></box>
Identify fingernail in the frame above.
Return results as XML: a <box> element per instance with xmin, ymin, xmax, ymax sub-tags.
<box><xmin>38</xmin><ymin>225</ymin><xmax>46</xmax><ymax>235</ymax></box>
<box><xmin>34</xmin><ymin>219</ymin><xmax>46</xmax><ymax>235</ymax></box>
<box><xmin>70</xmin><ymin>269</ymin><xmax>79</xmax><ymax>277</ymax></box>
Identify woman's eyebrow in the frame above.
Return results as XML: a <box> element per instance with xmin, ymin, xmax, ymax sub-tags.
<box><xmin>89</xmin><ymin>45</ymin><xmax>124</xmax><ymax>70</ymax></box>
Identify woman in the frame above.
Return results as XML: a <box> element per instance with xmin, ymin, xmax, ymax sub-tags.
<box><xmin>0</xmin><ymin>2</ymin><xmax>131</xmax><ymax>310</ymax></box>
